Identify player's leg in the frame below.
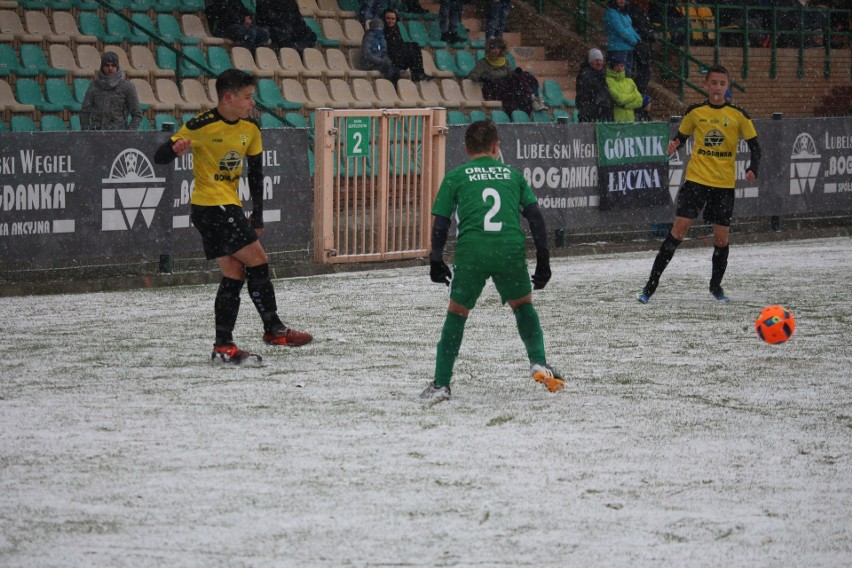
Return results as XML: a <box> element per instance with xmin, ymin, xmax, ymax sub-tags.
<box><xmin>231</xmin><ymin>241</ymin><xmax>313</xmax><ymax>346</ymax></box>
<box><xmin>706</xmin><ymin>189</ymin><xmax>734</xmax><ymax>300</ymax></box>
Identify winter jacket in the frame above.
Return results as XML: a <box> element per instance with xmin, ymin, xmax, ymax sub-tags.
<box><xmin>468</xmin><ymin>56</ymin><xmax>516</xmax><ymax>83</ymax></box>
<box><xmin>361</xmin><ymin>25</ymin><xmax>391</xmax><ymax>68</ymax></box>
<box><xmin>604</xmin><ymin>2</ymin><xmax>640</xmax><ymax>52</ymax></box>
<box><xmin>80</xmin><ymin>68</ymin><xmax>143</xmax><ymax>131</ymax></box>
<box><xmin>575</xmin><ymin>61</ymin><xmax>613</xmax><ymax>122</ymax></box>
<box><xmin>605</xmin><ymin>67</ymin><xmax>643</xmax><ymax>122</ymax></box>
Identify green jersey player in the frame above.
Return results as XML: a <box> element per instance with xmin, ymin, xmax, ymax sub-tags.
<box><xmin>420</xmin><ymin>120</ymin><xmax>564</xmax><ymax>404</ymax></box>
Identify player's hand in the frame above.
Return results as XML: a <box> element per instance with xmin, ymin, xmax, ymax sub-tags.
<box><xmin>532</xmin><ymin>254</ymin><xmax>551</xmax><ymax>290</ymax></box>
<box><xmin>667</xmin><ymin>139</ymin><xmax>680</xmax><ymax>156</ymax></box>
<box><xmin>430</xmin><ymin>260</ymin><xmax>451</xmax><ymax>286</ymax></box>
<box><xmin>745</xmin><ymin>169</ymin><xmax>756</xmax><ymax>181</ymax></box>
<box><xmin>172</xmin><ymin>139</ymin><xmax>191</xmax><ymax>156</ymax></box>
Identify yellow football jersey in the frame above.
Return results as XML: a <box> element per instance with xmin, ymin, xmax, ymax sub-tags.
<box><xmin>679</xmin><ymin>101</ymin><xmax>757</xmax><ymax>189</ymax></box>
<box><xmin>170</xmin><ymin>109</ymin><xmax>263</xmax><ymax>207</ymax></box>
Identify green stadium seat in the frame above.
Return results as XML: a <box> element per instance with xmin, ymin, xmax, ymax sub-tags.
<box><xmin>180</xmin><ymin>46</ymin><xmax>208</xmax><ymax>78</ymax></box>
<box><xmin>151</xmin><ymin>0</ymin><xmax>183</xmax><ymax>13</ymax></box>
<box><xmin>304</xmin><ymin>18</ymin><xmax>341</xmax><ymax>47</ymax></box>
<box><xmin>511</xmin><ymin>109</ymin><xmax>532</xmax><ymax>123</ymax></box>
<box><xmin>73</xmin><ymin>78</ymin><xmax>91</xmax><ymax>104</ymax></box>
<box><xmin>20</xmin><ymin>44</ymin><xmax>69</xmax><ymax>78</ymax></box>
<box><xmin>73</xmin><ymin>0</ymin><xmax>100</xmax><ymax>9</ymax></box>
<box><xmin>0</xmin><ymin>44</ymin><xmax>38</xmax><ymax>78</ymax></box>
<box><xmin>135</xmin><ymin>115</ymin><xmax>151</xmax><ymax>131</ymax></box>
<box><xmin>454</xmin><ymin>22</ymin><xmax>483</xmax><ymax>49</ymax></box>
<box><xmin>46</xmin><ymin>0</ymin><xmax>75</xmax><ymax>9</ymax></box>
<box><xmin>490</xmin><ymin>109</ymin><xmax>510</xmax><ymax>123</ymax></box>
<box><xmin>157</xmin><ymin>13</ymin><xmax>200</xmax><ymax>46</ymax></box>
<box><xmin>0</xmin><ymin>119</ymin><xmax>6</xmax><ymax>132</ymax></box>
<box><xmin>15</xmin><ymin>78</ymin><xmax>65</xmax><ymax>112</ymax></box>
<box><xmin>468</xmin><ymin>110</ymin><xmax>487</xmax><ymax>123</ymax></box>
<box><xmin>154</xmin><ymin>113</ymin><xmax>178</xmax><ymax>130</ymax></box>
<box><xmin>11</xmin><ymin>115</ymin><xmax>37</xmax><ymax>132</ymax></box>
<box><xmin>255</xmin><ymin>78</ymin><xmax>302</xmax><ymax>111</ymax></box>
<box><xmin>40</xmin><ymin>114</ymin><xmax>68</xmax><ymax>131</ymax></box>
<box><xmin>259</xmin><ymin>112</ymin><xmax>285</xmax><ymax>128</ymax></box>
<box><xmin>532</xmin><ymin>110</ymin><xmax>551</xmax><ymax>123</ymax></box>
<box><xmin>70</xmin><ymin>114</ymin><xmax>82</xmax><ymax>131</ymax></box>
<box><xmin>206</xmin><ymin>46</ymin><xmax>234</xmax><ymax>76</ymax></box>
<box><xmin>130</xmin><ymin>13</ymin><xmax>160</xmax><ymax>42</ymax></box>
<box><xmin>284</xmin><ymin>112</ymin><xmax>307</xmax><ymax>128</ymax></box>
<box><xmin>552</xmin><ymin>109</ymin><xmax>572</xmax><ymax>123</ymax></box>
<box><xmin>45</xmin><ymin>78</ymin><xmax>82</xmax><ymax>112</ymax></box>
<box><xmin>447</xmin><ymin>110</ymin><xmax>469</xmax><ymax>125</ymax></box>
<box><xmin>542</xmin><ymin>79</ymin><xmax>574</xmax><ymax>108</ymax></box>
<box><xmin>106</xmin><ymin>13</ymin><xmax>150</xmax><ymax>44</ymax></box>
<box><xmin>127</xmin><ymin>0</ymin><xmax>157</xmax><ymax>12</ymax></box>
<box><xmin>455</xmin><ymin>50</ymin><xmax>476</xmax><ymax>78</ymax></box>
<box><xmin>156</xmin><ymin>46</ymin><xmax>178</xmax><ymax>75</ymax></box>
<box><xmin>79</xmin><ymin>12</ymin><xmax>122</xmax><ymax>44</ymax></box>
<box><xmin>434</xmin><ymin>49</ymin><xmax>462</xmax><ymax>78</ymax></box>
<box><xmin>17</xmin><ymin>0</ymin><xmax>49</xmax><ymax>9</ymax></box>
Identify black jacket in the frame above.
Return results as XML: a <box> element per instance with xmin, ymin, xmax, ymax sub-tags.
<box><xmin>575</xmin><ymin>61</ymin><xmax>614</xmax><ymax>123</ymax></box>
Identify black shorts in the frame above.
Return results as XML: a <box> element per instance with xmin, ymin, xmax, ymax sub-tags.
<box><xmin>190</xmin><ymin>204</ymin><xmax>258</xmax><ymax>260</ymax></box>
<box><xmin>675</xmin><ymin>181</ymin><xmax>735</xmax><ymax>226</ymax></box>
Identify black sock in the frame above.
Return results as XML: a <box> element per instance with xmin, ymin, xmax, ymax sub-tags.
<box><xmin>215</xmin><ymin>277</ymin><xmax>244</xmax><ymax>345</ymax></box>
<box><xmin>645</xmin><ymin>233</ymin><xmax>682</xmax><ymax>296</ymax></box>
<box><xmin>710</xmin><ymin>245</ymin><xmax>729</xmax><ymax>292</ymax></box>
<box><xmin>245</xmin><ymin>264</ymin><xmax>283</xmax><ymax>332</ymax></box>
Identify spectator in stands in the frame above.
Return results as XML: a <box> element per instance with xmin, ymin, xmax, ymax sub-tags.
<box><xmin>628</xmin><ymin>0</ymin><xmax>655</xmax><ymax>95</ymax></box>
<box><xmin>469</xmin><ymin>36</ymin><xmax>546</xmax><ymax>115</ymax></box>
<box><xmin>439</xmin><ymin>0</ymin><xmax>464</xmax><ymax>43</ymax></box>
<box><xmin>605</xmin><ymin>54</ymin><xmax>648</xmax><ymax>122</ymax></box>
<box><xmin>360</xmin><ymin>0</ymin><xmax>387</xmax><ymax>25</ymax></box>
<box><xmin>383</xmin><ymin>8</ymin><xmax>430</xmax><ymax>82</ymax></box>
<box><xmin>575</xmin><ymin>48</ymin><xmax>613</xmax><ymax>123</ymax></box>
<box><xmin>80</xmin><ymin>52</ymin><xmax>143</xmax><ymax>131</ymax></box>
<box><xmin>361</xmin><ymin>17</ymin><xmax>401</xmax><ymax>84</ymax></box>
<box><xmin>648</xmin><ymin>0</ymin><xmax>686</xmax><ymax>46</ymax></box>
<box><xmin>212</xmin><ymin>0</ymin><xmax>271</xmax><ymax>53</ymax></box>
<box><xmin>485</xmin><ymin>0</ymin><xmax>512</xmax><ymax>39</ymax></box>
<box><xmin>604</xmin><ymin>0</ymin><xmax>641</xmax><ymax>77</ymax></box>
<box><xmin>256</xmin><ymin>0</ymin><xmax>317</xmax><ymax>54</ymax></box>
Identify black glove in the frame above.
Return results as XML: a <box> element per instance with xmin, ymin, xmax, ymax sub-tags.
<box><xmin>430</xmin><ymin>260</ymin><xmax>451</xmax><ymax>286</ymax></box>
<box><xmin>532</xmin><ymin>254</ymin><xmax>551</xmax><ymax>290</ymax></box>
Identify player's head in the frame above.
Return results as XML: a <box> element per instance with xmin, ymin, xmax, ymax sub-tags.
<box><xmin>216</xmin><ymin>69</ymin><xmax>257</xmax><ymax>119</ymax></box>
<box><xmin>465</xmin><ymin>120</ymin><xmax>499</xmax><ymax>156</ymax></box>
<box><xmin>704</xmin><ymin>64</ymin><xmax>729</xmax><ymax>105</ymax></box>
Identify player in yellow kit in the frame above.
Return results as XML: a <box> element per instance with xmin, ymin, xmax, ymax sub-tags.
<box><xmin>153</xmin><ymin>69</ymin><xmax>311</xmax><ymax>364</ymax></box>
<box><xmin>637</xmin><ymin>65</ymin><xmax>761</xmax><ymax>304</ymax></box>
<box><xmin>420</xmin><ymin>120</ymin><xmax>563</xmax><ymax>404</ymax></box>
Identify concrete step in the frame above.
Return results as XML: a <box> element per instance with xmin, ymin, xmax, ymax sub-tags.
<box><xmin>522</xmin><ymin>59</ymin><xmax>571</xmax><ymax>77</ymax></box>
<box><xmin>509</xmin><ymin>45</ymin><xmax>547</xmax><ymax>62</ymax></box>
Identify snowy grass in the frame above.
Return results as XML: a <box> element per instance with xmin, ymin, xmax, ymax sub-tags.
<box><xmin>1</xmin><ymin>237</ymin><xmax>850</xmax><ymax>567</ymax></box>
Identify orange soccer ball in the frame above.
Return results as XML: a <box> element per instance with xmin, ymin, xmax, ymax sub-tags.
<box><xmin>755</xmin><ymin>305</ymin><xmax>796</xmax><ymax>344</ymax></box>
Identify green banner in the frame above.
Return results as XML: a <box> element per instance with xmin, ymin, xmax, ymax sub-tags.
<box><xmin>595</xmin><ymin>122</ymin><xmax>669</xmax><ymax>167</ymax></box>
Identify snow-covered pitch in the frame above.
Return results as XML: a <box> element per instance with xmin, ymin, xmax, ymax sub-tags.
<box><xmin>1</xmin><ymin>237</ymin><xmax>849</xmax><ymax>567</ymax></box>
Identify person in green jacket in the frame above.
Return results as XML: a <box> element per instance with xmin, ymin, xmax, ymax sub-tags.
<box><xmin>605</xmin><ymin>54</ymin><xmax>649</xmax><ymax>122</ymax></box>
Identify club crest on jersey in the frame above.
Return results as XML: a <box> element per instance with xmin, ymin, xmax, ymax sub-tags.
<box><xmin>240</xmin><ymin>133</ymin><xmax>249</xmax><ymax>147</ymax></box>
<box><xmin>704</xmin><ymin>129</ymin><xmax>724</xmax><ymax>147</ymax></box>
<box><xmin>219</xmin><ymin>150</ymin><xmax>242</xmax><ymax>172</ymax></box>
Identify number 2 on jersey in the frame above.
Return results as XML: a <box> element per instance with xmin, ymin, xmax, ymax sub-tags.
<box><xmin>482</xmin><ymin>188</ymin><xmax>502</xmax><ymax>232</ymax></box>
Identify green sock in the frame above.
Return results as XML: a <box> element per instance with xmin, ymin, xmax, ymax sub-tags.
<box><xmin>514</xmin><ymin>303</ymin><xmax>546</xmax><ymax>365</ymax></box>
<box><xmin>434</xmin><ymin>311</ymin><xmax>467</xmax><ymax>387</ymax></box>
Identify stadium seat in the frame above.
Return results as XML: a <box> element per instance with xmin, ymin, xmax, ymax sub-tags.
<box><xmin>447</xmin><ymin>110</ymin><xmax>469</xmax><ymax>125</ymax></box>
<box><xmin>490</xmin><ymin>109</ymin><xmax>511</xmax><ymax>123</ymax></box>
<box><xmin>0</xmin><ymin>10</ymin><xmax>43</xmax><ymax>43</ymax></box>
<box><xmin>434</xmin><ymin>49</ymin><xmax>462</xmax><ymax>78</ymax></box>
<box><xmin>182</xmin><ymin>78</ymin><xmax>215</xmax><ymax>109</ymax></box>
<box><xmin>24</xmin><ymin>11</ymin><xmax>68</xmax><ymax>44</ymax></box>
<box><xmin>181</xmin><ymin>13</ymin><xmax>225</xmax><ymax>45</ymax></box>
<box><xmin>542</xmin><ymin>79</ymin><xmax>574</xmax><ymax>108</ymax></box>
<box><xmin>351</xmin><ymin>78</ymin><xmax>381</xmax><ymax>107</ymax></box>
<box><xmin>511</xmin><ymin>109</ymin><xmax>532</xmax><ymax>123</ymax></box>
<box><xmin>76</xmin><ymin>44</ymin><xmax>103</xmax><ymax>76</ymax></box>
<box><xmin>232</xmin><ymin>46</ymin><xmax>274</xmax><ymax>78</ymax></box>
<box><xmin>329</xmin><ymin>78</ymin><xmax>371</xmax><ymax>108</ymax></box>
<box><xmin>53</xmin><ymin>11</ymin><xmax>97</xmax><ymax>44</ymax></box>
<box><xmin>408</xmin><ymin>20</ymin><xmax>443</xmax><ymax>48</ymax></box>
<box><xmin>20</xmin><ymin>44</ymin><xmax>68</xmax><ymax>78</ymax></box>
<box><xmin>552</xmin><ymin>108</ymin><xmax>573</xmax><ymax>123</ymax></box>
<box><xmin>284</xmin><ymin>111</ymin><xmax>307</xmax><ymax>128</ymax></box>
<box><xmin>342</xmin><ymin>19</ymin><xmax>365</xmax><ymax>45</ymax></box>
<box><xmin>206</xmin><ymin>46</ymin><xmax>234</xmax><ymax>76</ymax></box>
<box><xmin>0</xmin><ymin>44</ymin><xmax>37</xmax><ymax>78</ymax></box>
<box><xmin>256</xmin><ymin>78</ymin><xmax>302</xmax><ymax>111</ymax></box>
<box><xmin>374</xmin><ymin>78</ymin><xmax>402</xmax><ymax>107</ymax></box>
<box><xmin>15</xmin><ymin>78</ymin><xmax>64</xmax><ymax>112</ymax></box>
<box><xmin>419</xmin><ymin>79</ymin><xmax>449</xmax><ymax>107</ymax></box>
<box><xmin>153</xmin><ymin>113</ymin><xmax>178</xmax><ymax>130</ymax></box>
<box><xmin>321</xmin><ymin>18</ymin><xmax>360</xmax><ymax>47</ymax></box>
<box><xmin>69</xmin><ymin>114</ymin><xmax>82</xmax><ymax>131</ymax></box>
<box><xmin>461</xmin><ymin>79</ymin><xmax>501</xmax><ymax>109</ymax></box>
<box><xmin>179</xmin><ymin>46</ymin><xmax>209</xmax><ymax>78</ymax></box>
<box><xmin>79</xmin><ymin>12</ymin><xmax>122</xmax><ymax>44</ymax></box>
<box><xmin>304</xmin><ymin>47</ymin><xmax>343</xmax><ymax>79</ymax></box>
<box><xmin>421</xmin><ymin>49</ymin><xmax>453</xmax><ymax>79</ymax></box>
<box><xmin>72</xmin><ymin>77</ymin><xmax>91</xmax><ymax>104</ymax></box>
<box><xmin>454</xmin><ymin>50</ymin><xmax>476</xmax><ymax>78</ymax></box>
<box><xmin>40</xmin><ymin>114</ymin><xmax>67</xmax><ymax>132</ymax></box>
<box><xmin>131</xmin><ymin>78</ymin><xmax>174</xmax><ymax>112</ymax></box>
<box><xmin>304</xmin><ymin>17</ymin><xmax>341</xmax><ymax>47</ymax></box>
<box><xmin>73</xmin><ymin>0</ymin><xmax>101</xmax><ymax>11</ymax></box>
<box><xmin>129</xmin><ymin>13</ymin><xmax>159</xmax><ymax>41</ymax></box>
<box><xmin>347</xmin><ymin>47</ymin><xmax>380</xmax><ymax>78</ymax></box>
<box><xmin>49</xmin><ymin>44</ymin><xmax>94</xmax><ymax>77</ymax></box>
<box><xmin>318</xmin><ymin>0</ymin><xmax>353</xmax><ymax>18</ymax></box>
<box><xmin>157</xmin><ymin>13</ymin><xmax>200</xmax><ymax>45</ymax></box>
<box><xmin>135</xmin><ymin>115</ymin><xmax>151</xmax><ymax>131</ymax></box>
<box><xmin>305</xmin><ymin>77</ymin><xmax>340</xmax><ymax>108</ymax></box>
<box><xmin>45</xmin><ymin>78</ymin><xmax>82</xmax><ymax>111</ymax></box>
<box><xmin>11</xmin><ymin>115</ymin><xmax>37</xmax><ymax>132</ymax></box>
<box><xmin>468</xmin><ymin>109</ymin><xmax>487</xmax><ymax>122</ymax></box>
<box><xmin>127</xmin><ymin>0</ymin><xmax>157</xmax><ymax>12</ymax></box>
<box><xmin>105</xmin><ymin>12</ymin><xmax>149</xmax><ymax>44</ymax></box>
<box><xmin>259</xmin><ymin>112</ymin><xmax>285</xmax><ymax>128</ymax></box>
<box><xmin>440</xmin><ymin>78</ymin><xmax>475</xmax><ymax>108</ymax></box>
<box><xmin>130</xmin><ymin>45</ymin><xmax>175</xmax><ymax>78</ymax></box>
<box><xmin>326</xmin><ymin>47</ymin><xmax>368</xmax><ymax>79</ymax></box>
<box><xmin>0</xmin><ymin>78</ymin><xmax>36</xmax><ymax>113</ymax></box>
<box><xmin>278</xmin><ymin>47</ymin><xmax>312</xmax><ymax>78</ymax></box>
<box><xmin>532</xmin><ymin>109</ymin><xmax>551</xmax><ymax>123</ymax></box>
<box><xmin>255</xmin><ymin>47</ymin><xmax>286</xmax><ymax>79</ymax></box>
<box><xmin>155</xmin><ymin>78</ymin><xmax>202</xmax><ymax>112</ymax></box>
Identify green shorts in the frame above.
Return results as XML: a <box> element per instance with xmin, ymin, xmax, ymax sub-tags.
<box><xmin>450</xmin><ymin>252</ymin><xmax>532</xmax><ymax>310</ymax></box>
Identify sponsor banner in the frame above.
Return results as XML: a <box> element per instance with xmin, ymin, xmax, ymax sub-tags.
<box><xmin>0</xmin><ymin>129</ymin><xmax>313</xmax><ymax>262</ymax></box>
<box><xmin>595</xmin><ymin>122</ymin><xmax>669</xmax><ymax>210</ymax></box>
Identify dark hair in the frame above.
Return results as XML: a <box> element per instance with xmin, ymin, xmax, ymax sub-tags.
<box><xmin>465</xmin><ymin>120</ymin><xmax>498</xmax><ymax>154</ymax></box>
<box><xmin>382</xmin><ymin>8</ymin><xmax>398</xmax><ymax>18</ymax></box>
<box><xmin>216</xmin><ymin>69</ymin><xmax>257</xmax><ymax>99</ymax></box>
<box><xmin>705</xmin><ymin>64</ymin><xmax>729</xmax><ymax>77</ymax></box>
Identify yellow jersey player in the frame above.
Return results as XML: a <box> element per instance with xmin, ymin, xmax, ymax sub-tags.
<box><xmin>153</xmin><ymin>69</ymin><xmax>311</xmax><ymax>364</ymax></box>
<box><xmin>420</xmin><ymin>120</ymin><xmax>563</xmax><ymax>405</ymax></box>
<box><xmin>637</xmin><ymin>64</ymin><xmax>761</xmax><ymax>304</ymax></box>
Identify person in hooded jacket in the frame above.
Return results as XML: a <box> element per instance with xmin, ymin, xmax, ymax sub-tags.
<box><xmin>80</xmin><ymin>52</ymin><xmax>143</xmax><ymax>131</ymax></box>
<box><xmin>575</xmin><ymin>48</ymin><xmax>613</xmax><ymax>122</ymax></box>
<box><xmin>605</xmin><ymin>54</ymin><xmax>648</xmax><ymax>122</ymax></box>
<box><xmin>383</xmin><ymin>8</ymin><xmax>429</xmax><ymax>82</ymax></box>
<box><xmin>604</xmin><ymin>0</ymin><xmax>641</xmax><ymax>77</ymax></box>
<box><xmin>361</xmin><ymin>17</ymin><xmax>401</xmax><ymax>83</ymax></box>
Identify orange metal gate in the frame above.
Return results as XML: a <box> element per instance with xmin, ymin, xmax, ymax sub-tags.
<box><xmin>312</xmin><ymin>108</ymin><xmax>447</xmax><ymax>264</ymax></box>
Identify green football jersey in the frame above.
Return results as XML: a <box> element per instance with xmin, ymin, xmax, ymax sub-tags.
<box><xmin>432</xmin><ymin>156</ymin><xmax>537</xmax><ymax>262</ymax></box>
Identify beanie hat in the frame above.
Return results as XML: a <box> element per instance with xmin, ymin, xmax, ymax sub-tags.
<box><xmin>101</xmin><ymin>52</ymin><xmax>119</xmax><ymax>69</ymax></box>
<box><xmin>609</xmin><ymin>53</ymin><xmax>627</xmax><ymax>67</ymax></box>
<box><xmin>370</xmin><ymin>17</ymin><xmax>383</xmax><ymax>30</ymax></box>
<box><xmin>486</xmin><ymin>36</ymin><xmax>506</xmax><ymax>52</ymax></box>
<box><xmin>588</xmin><ymin>48</ymin><xmax>604</xmax><ymax>63</ymax></box>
